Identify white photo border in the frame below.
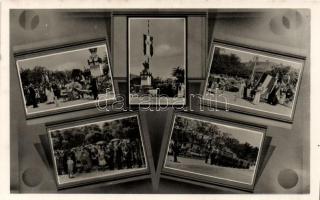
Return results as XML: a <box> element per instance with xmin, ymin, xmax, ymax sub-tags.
<box><xmin>15</xmin><ymin>43</ymin><xmax>116</xmax><ymax>117</ymax></box>
<box><xmin>202</xmin><ymin>42</ymin><xmax>305</xmax><ymax>122</ymax></box>
<box><xmin>162</xmin><ymin>113</ymin><xmax>265</xmax><ymax>189</ymax></box>
<box><xmin>47</xmin><ymin>113</ymin><xmax>148</xmax><ymax>188</ymax></box>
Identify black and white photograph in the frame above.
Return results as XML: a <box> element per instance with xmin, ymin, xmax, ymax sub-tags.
<box><xmin>48</xmin><ymin>115</ymin><xmax>147</xmax><ymax>188</ymax></box>
<box><xmin>128</xmin><ymin>17</ymin><xmax>186</xmax><ymax>105</ymax></box>
<box><xmin>163</xmin><ymin>114</ymin><xmax>264</xmax><ymax>187</ymax></box>
<box><xmin>9</xmin><ymin>8</ymin><xmax>310</xmax><ymax>194</ymax></box>
<box><xmin>203</xmin><ymin>44</ymin><xmax>304</xmax><ymax>120</ymax></box>
<box><xmin>16</xmin><ymin>44</ymin><xmax>115</xmax><ymax>116</ymax></box>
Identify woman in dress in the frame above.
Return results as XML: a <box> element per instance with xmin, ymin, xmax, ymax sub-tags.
<box><xmin>45</xmin><ymin>84</ymin><xmax>55</xmax><ymax>104</ymax></box>
<box><xmin>67</xmin><ymin>156</ymin><xmax>74</xmax><ymax>178</ymax></box>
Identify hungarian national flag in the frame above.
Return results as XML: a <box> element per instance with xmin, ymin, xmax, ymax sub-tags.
<box><xmin>143</xmin><ymin>34</ymin><xmax>153</xmax><ymax>57</ymax></box>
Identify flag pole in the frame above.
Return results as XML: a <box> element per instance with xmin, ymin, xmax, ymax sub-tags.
<box><xmin>250</xmin><ymin>56</ymin><xmax>258</xmax><ymax>83</ymax></box>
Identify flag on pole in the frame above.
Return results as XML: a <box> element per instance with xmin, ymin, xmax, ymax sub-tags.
<box><xmin>143</xmin><ymin>34</ymin><xmax>153</xmax><ymax>57</ymax></box>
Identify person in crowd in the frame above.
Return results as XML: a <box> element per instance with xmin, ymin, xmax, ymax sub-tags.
<box><xmin>55</xmin><ymin>151</ymin><xmax>64</xmax><ymax>175</ymax></box>
<box><xmin>130</xmin><ymin>140</ymin><xmax>137</xmax><ymax>167</ymax></box>
<box><xmin>252</xmin><ymin>83</ymin><xmax>265</xmax><ymax>105</ymax></box>
<box><xmin>34</xmin><ymin>88</ymin><xmax>40</xmax><ymax>104</ymax></box>
<box><xmin>134</xmin><ymin>138</ymin><xmax>143</xmax><ymax>168</ymax></box>
<box><xmin>210</xmin><ymin>148</ymin><xmax>215</xmax><ymax>165</ymax></box>
<box><xmin>278</xmin><ymin>87</ymin><xmax>287</xmax><ymax>105</ymax></box>
<box><xmin>212</xmin><ymin>79</ymin><xmax>219</xmax><ymax>94</ymax></box>
<box><xmin>74</xmin><ymin>147</ymin><xmax>84</xmax><ymax>173</ymax></box>
<box><xmin>23</xmin><ymin>86</ymin><xmax>30</xmax><ymax>106</ymax></box>
<box><xmin>249</xmin><ymin>81</ymin><xmax>257</xmax><ymax>101</ymax></box>
<box><xmin>45</xmin><ymin>84</ymin><xmax>55</xmax><ymax>104</ymax></box>
<box><xmin>97</xmin><ymin>145</ymin><xmax>107</xmax><ymax>171</ymax></box>
<box><xmin>171</xmin><ymin>139</ymin><xmax>179</xmax><ymax>163</ymax></box>
<box><xmin>115</xmin><ymin>142</ymin><xmax>123</xmax><ymax>170</ymax></box>
<box><xmin>52</xmin><ymin>81</ymin><xmax>61</xmax><ymax>105</ymax></box>
<box><xmin>52</xmin><ymin>83</ymin><xmax>61</xmax><ymax>107</ymax></box>
<box><xmin>267</xmin><ymin>81</ymin><xmax>281</xmax><ymax>105</ymax></box>
<box><xmin>243</xmin><ymin>79</ymin><xmax>250</xmax><ymax>100</ymax></box>
<box><xmin>106</xmin><ymin>144</ymin><xmax>115</xmax><ymax>170</ymax></box>
<box><xmin>62</xmin><ymin>151</ymin><xmax>70</xmax><ymax>175</ymax></box>
<box><xmin>214</xmin><ymin>148</ymin><xmax>222</xmax><ymax>166</ymax></box>
<box><xmin>28</xmin><ymin>83</ymin><xmax>38</xmax><ymax>108</ymax></box>
<box><xmin>67</xmin><ymin>156</ymin><xmax>75</xmax><ymax>178</ymax></box>
<box><xmin>123</xmin><ymin>141</ymin><xmax>133</xmax><ymax>169</ymax></box>
<box><xmin>285</xmin><ymin>86</ymin><xmax>294</xmax><ymax>104</ymax></box>
<box><xmin>90</xmin><ymin>77</ymin><xmax>99</xmax><ymax>100</ymax></box>
<box><xmin>246</xmin><ymin>80</ymin><xmax>255</xmax><ymax>100</ymax></box>
<box><xmin>237</xmin><ymin>80</ymin><xmax>246</xmax><ymax>100</ymax></box>
<box><xmin>81</xmin><ymin>148</ymin><xmax>92</xmax><ymax>172</ymax></box>
<box><xmin>219</xmin><ymin>78</ymin><xmax>226</xmax><ymax>94</ymax></box>
<box><xmin>90</xmin><ymin>146</ymin><xmax>99</xmax><ymax>167</ymax></box>
<box><xmin>204</xmin><ymin>142</ymin><xmax>212</xmax><ymax>164</ymax></box>
<box><xmin>79</xmin><ymin>74</ymin><xmax>87</xmax><ymax>89</ymax></box>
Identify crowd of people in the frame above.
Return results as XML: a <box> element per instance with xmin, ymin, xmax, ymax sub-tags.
<box><xmin>202</xmin><ymin>143</ymin><xmax>252</xmax><ymax>169</ymax></box>
<box><xmin>169</xmin><ymin>139</ymin><xmax>253</xmax><ymax>169</ymax></box>
<box><xmin>24</xmin><ymin>74</ymin><xmax>101</xmax><ymax>109</ymax></box>
<box><xmin>54</xmin><ymin>138</ymin><xmax>145</xmax><ymax>178</ymax></box>
<box><xmin>21</xmin><ymin>47</ymin><xmax>113</xmax><ymax>110</ymax></box>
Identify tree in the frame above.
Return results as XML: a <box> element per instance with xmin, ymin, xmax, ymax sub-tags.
<box><xmin>211</xmin><ymin>53</ymin><xmax>252</xmax><ymax>78</ymax></box>
<box><xmin>172</xmin><ymin>66</ymin><xmax>185</xmax><ymax>84</ymax></box>
<box><xmin>20</xmin><ymin>66</ymin><xmax>46</xmax><ymax>86</ymax></box>
<box><xmin>52</xmin><ymin>70</ymin><xmax>67</xmax><ymax>83</ymax></box>
<box><xmin>267</xmin><ymin>65</ymin><xmax>288</xmax><ymax>80</ymax></box>
<box><xmin>71</xmin><ymin>69</ymin><xmax>82</xmax><ymax>81</ymax></box>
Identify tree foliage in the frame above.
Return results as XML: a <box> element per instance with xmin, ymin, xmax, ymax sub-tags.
<box><xmin>51</xmin><ymin>117</ymin><xmax>142</xmax><ymax>151</ymax></box>
<box><xmin>172</xmin><ymin>66</ymin><xmax>185</xmax><ymax>84</ymax></box>
<box><xmin>172</xmin><ymin>117</ymin><xmax>260</xmax><ymax>162</ymax></box>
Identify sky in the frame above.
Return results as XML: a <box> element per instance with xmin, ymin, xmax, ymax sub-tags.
<box><xmin>129</xmin><ymin>18</ymin><xmax>185</xmax><ymax>79</ymax></box>
<box><xmin>17</xmin><ymin>45</ymin><xmax>108</xmax><ymax>72</ymax></box>
<box><xmin>179</xmin><ymin>116</ymin><xmax>263</xmax><ymax>148</ymax></box>
<box><xmin>215</xmin><ymin>45</ymin><xmax>302</xmax><ymax>71</ymax></box>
